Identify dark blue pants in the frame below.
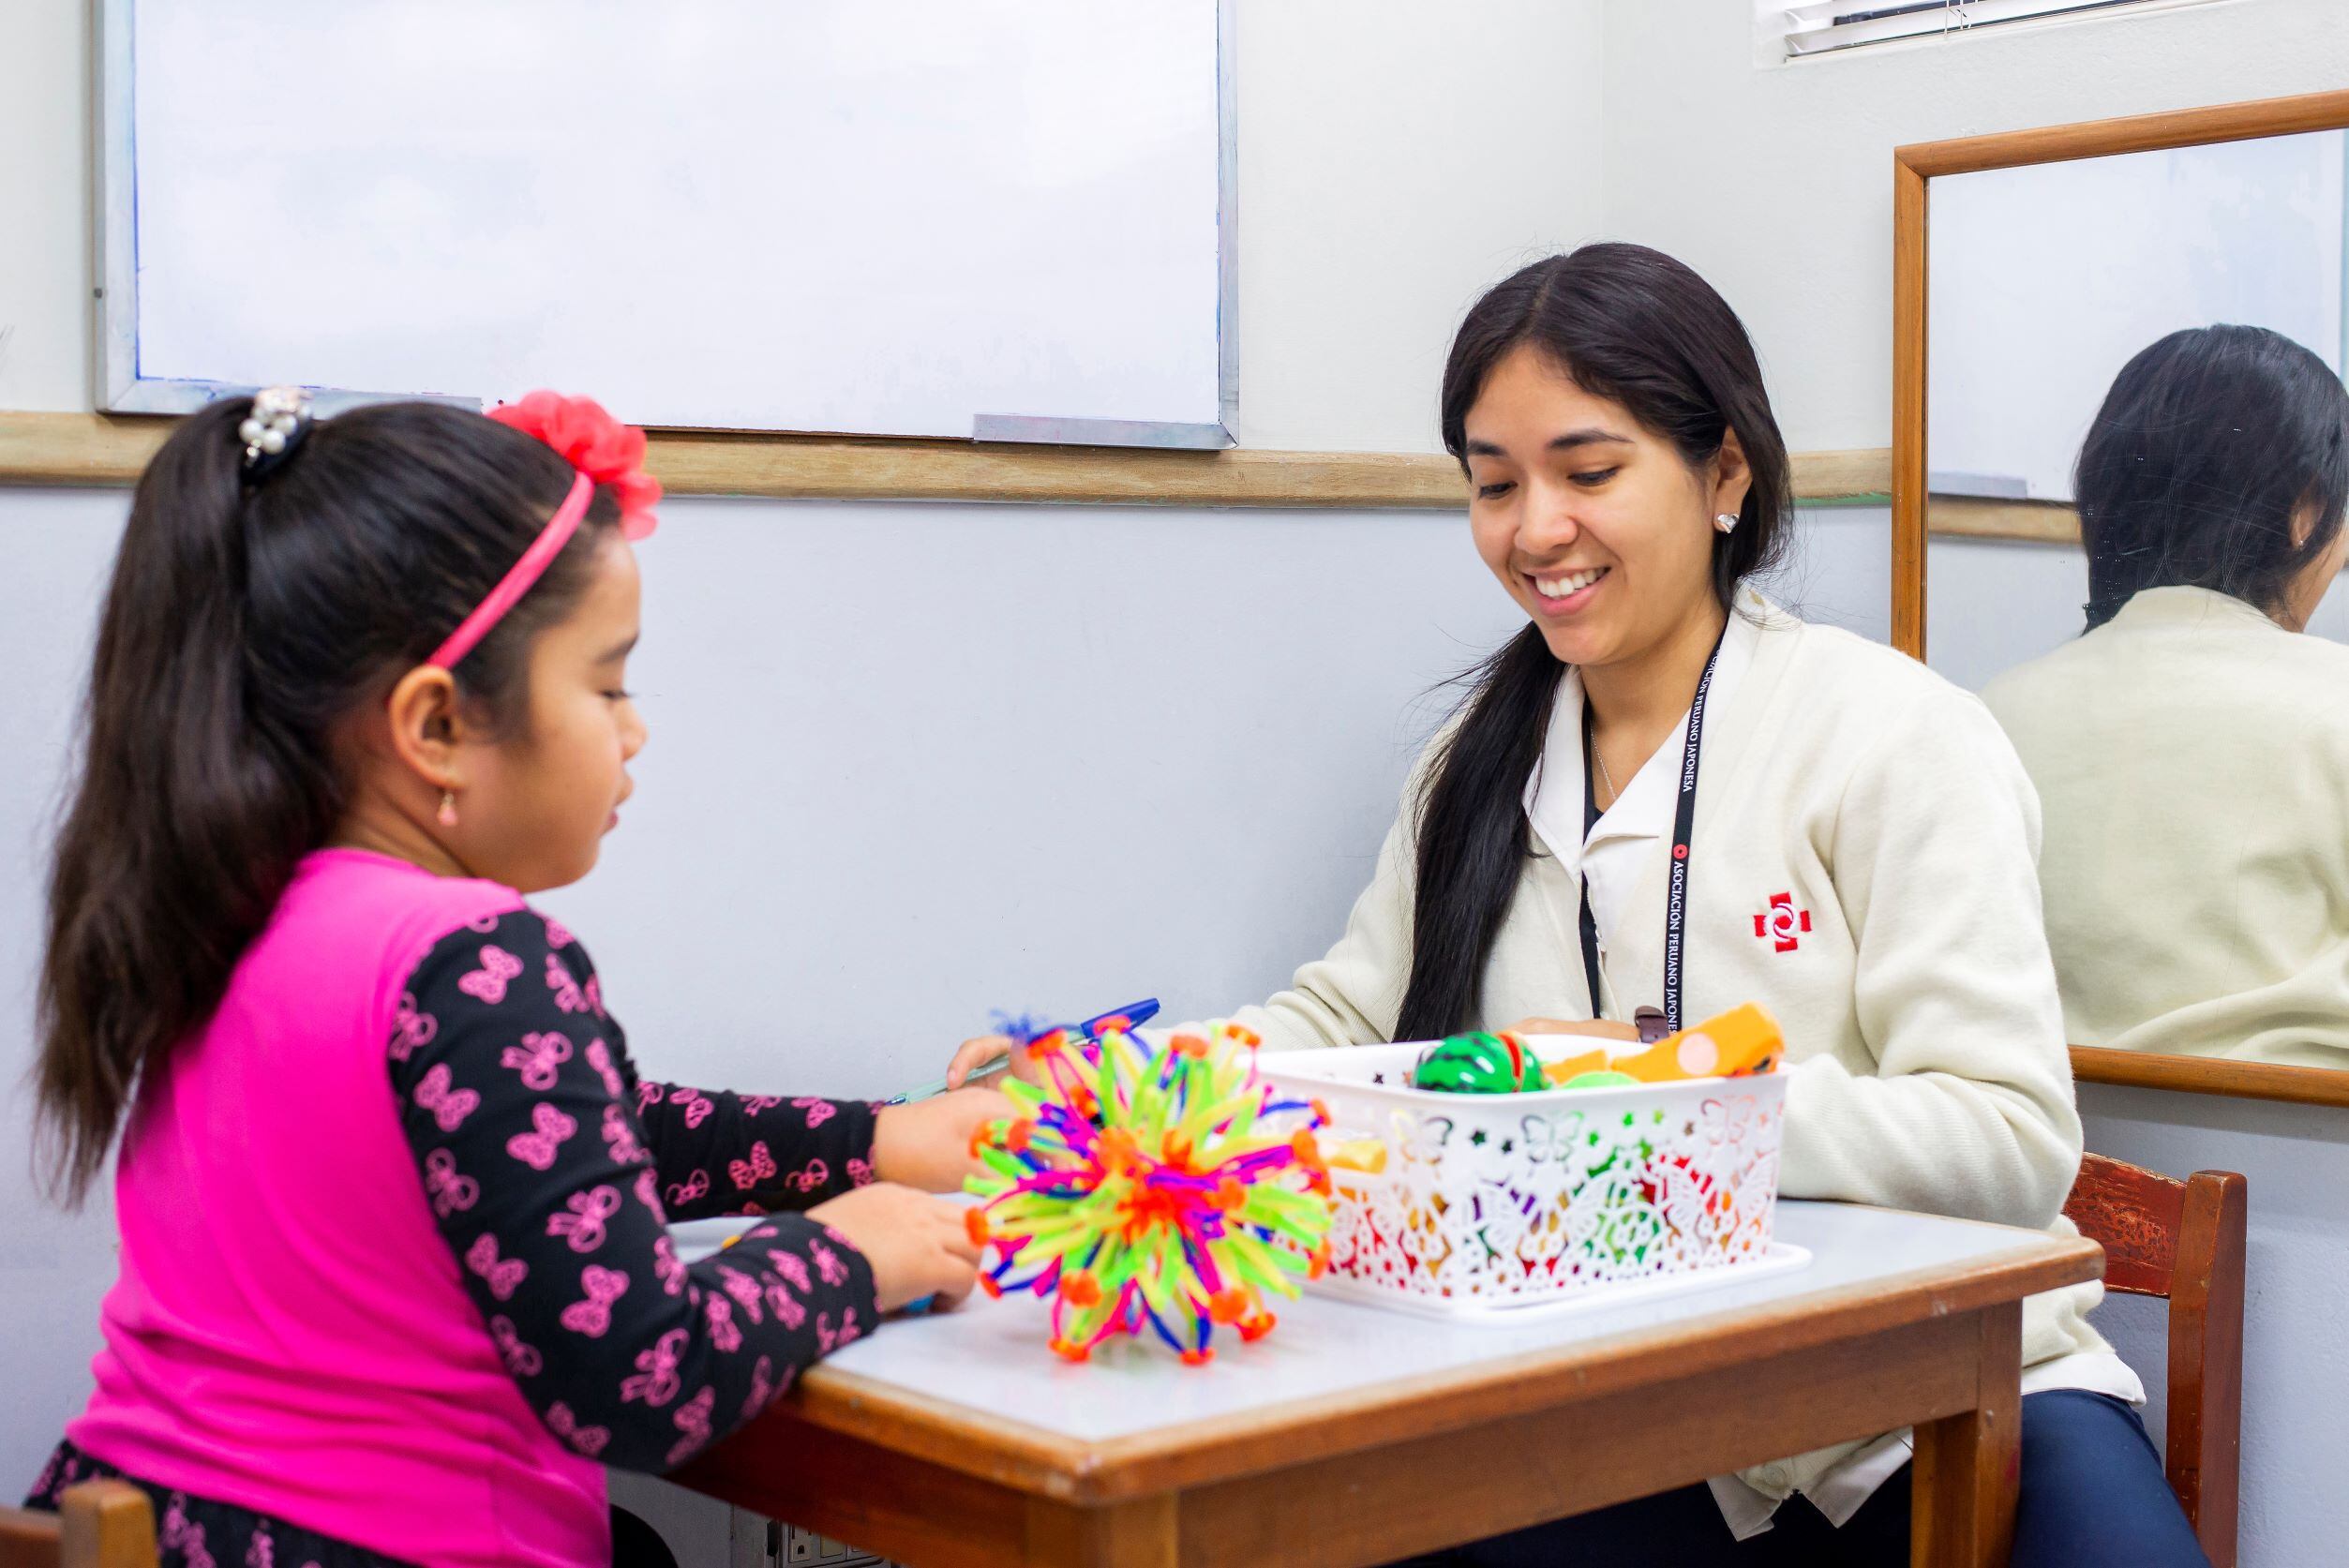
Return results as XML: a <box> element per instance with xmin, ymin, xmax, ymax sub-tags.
<box><xmin>1400</xmin><ymin>1390</ymin><xmax>2211</xmax><ymax>1568</ymax></box>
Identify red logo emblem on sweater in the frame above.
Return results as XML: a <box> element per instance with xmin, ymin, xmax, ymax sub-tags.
<box><xmin>1754</xmin><ymin>892</ymin><xmax>1811</xmax><ymax>953</ymax></box>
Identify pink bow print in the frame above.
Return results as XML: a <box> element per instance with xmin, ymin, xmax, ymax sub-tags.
<box><xmin>717</xmin><ymin>1264</ymin><xmax>765</xmax><ymax>1323</ymax></box>
<box><xmin>506</xmin><ymin>1101</ymin><xmax>577</xmax><ymax>1170</ymax></box>
<box><xmin>741</xmin><ymin>1094</ymin><xmax>784</xmax><ymax>1115</ymax></box>
<box><xmin>546</xmin><ymin>1400</ymin><xmax>611</xmax><ymax>1457</ymax></box>
<box><xmin>543</xmin><ymin>916</ymin><xmax>575</xmax><ymax>948</ymax></box>
<box><xmin>764</xmin><ymin>1282</ymin><xmax>808</xmax><ymax>1330</ymax></box>
<box><xmin>423</xmin><ymin>1149</ymin><xmax>478</xmax><ymax>1217</ymax></box>
<box><xmin>770</xmin><ymin>1250</ymin><xmax>812</xmax><ymax>1293</ymax></box>
<box><xmin>160</xmin><ymin>1498</ymin><xmax>213</xmax><ymax>1568</ymax></box>
<box><xmin>787</xmin><ymin>1158</ymin><xmax>830</xmax><ymax>1194</ymax></box>
<box><xmin>621</xmin><ymin>1326</ymin><xmax>687</xmax><ymax>1407</ymax></box>
<box><xmin>809</xmin><ymin>1238</ymin><xmax>850</xmax><ymax>1288</ymax></box>
<box><xmin>727</xmin><ymin>1141</ymin><xmax>777</xmax><ymax>1192</ymax></box>
<box><xmin>666</xmin><ymin>1170</ymin><xmax>710</xmax><ymax>1209</ymax></box>
<box><xmin>413</xmin><ymin>1065</ymin><xmax>479</xmax><ymax>1132</ymax></box>
<box><xmin>501</xmin><ymin>1030</ymin><xmax>573</xmax><ymax>1090</ymax></box>
<box><xmin>636</xmin><ymin>1169</ymin><xmax>669</xmax><ymax>1225</ymax></box>
<box><xmin>706</xmin><ymin>1292</ymin><xmax>743</xmax><ymax>1352</ymax></box>
<box><xmin>466</xmin><ymin>1233</ymin><xmax>528</xmax><ymax>1301</ymax></box>
<box><xmin>664</xmin><ymin>1387</ymin><xmax>716</xmax><ymax>1469</ymax></box>
<box><xmin>793</xmin><ymin>1097</ymin><xmax>837</xmax><ymax>1129</ymax></box>
<box><xmin>602</xmin><ymin>1103</ymin><xmax>645</xmax><ymax>1165</ymax></box>
<box><xmin>742</xmin><ymin>1354</ymin><xmax>778</xmax><ymax>1421</ymax></box>
<box><xmin>671</xmin><ymin>1088</ymin><xmax>713</xmax><ymax>1129</ymax></box>
<box><xmin>456</xmin><ymin>944</ymin><xmax>523</xmax><ymax>1004</ymax></box>
<box><xmin>847</xmin><ymin>1156</ymin><xmax>875</xmax><ymax>1187</ymax></box>
<box><xmin>547</xmin><ymin>1185</ymin><xmax>621</xmax><ymax>1253</ymax></box>
<box><xmin>561</xmin><ymin>1264</ymin><xmax>630</xmax><ymax>1337</ymax></box>
<box><xmin>587</xmin><ymin>1038</ymin><xmax>625</xmax><ymax>1098</ymax></box>
<box><xmin>391</xmin><ymin>993</ymin><xmax>438</xmax><ymax>1062</ymax></box>
<box><xmin>636</xmin><ymin>1082</ymin><xmax>665</xmax><ymax>1112</ymax></box>
<box><xmin>546</xmin><ymin>952</ymin><xmax>588</xmax><ymax>1014</ymax></box>
<box><xmin>652</xmin><ymin>1234</ymin><xmax>688</xmax><ymax>1296</ymax></box>
<box><xmin>489</xmin><ymin>1314</ymin><xmax>543</xmax><ymax>1378</ymax></box>
<box><xmin>586</xmin><ymin>976</ymin><xmax>605</xmax><ymax>1016</ymax></box>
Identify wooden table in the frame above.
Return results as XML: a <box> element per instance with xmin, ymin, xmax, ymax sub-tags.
<box><xmin>674</xmin><ymin>1202</ymin><xmax>2102</xmax><ymax>1568</ymax></box>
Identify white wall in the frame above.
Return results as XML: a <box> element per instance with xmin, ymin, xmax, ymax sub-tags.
<box><xmin>1603</xmin><ymin>0</ymin><xmax>2349</xmax><ymax>454</ymax></box>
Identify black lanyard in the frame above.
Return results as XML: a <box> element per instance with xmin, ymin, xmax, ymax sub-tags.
<box><xmin>1578</xmin><ymin>631</ymin><xmax>1726</xmax><ymax>1036</ymax></box>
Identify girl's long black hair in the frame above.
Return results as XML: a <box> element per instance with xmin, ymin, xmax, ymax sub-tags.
<box><xmin>36</xmin><ymin>397</ymin><xmax>622</xmax><ymax>1206</ymax></box>
<box><xmin>1392</xmin><ymin>244</ymin><xmax>1794</xmax><ymax>1041</ymax></box>
<box><xmin>2076</xmin><ymin>323</ymin><xmax>2349</xmax><ymax>631</ymax></box>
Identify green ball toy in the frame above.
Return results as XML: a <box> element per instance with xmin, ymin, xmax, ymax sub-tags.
<box><xmin>1411</xmin><ymin>1031</ymin><xmax>1546</xmax><ymax>1094</ymax></box>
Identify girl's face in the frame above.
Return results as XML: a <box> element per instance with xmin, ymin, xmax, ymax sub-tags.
<box><xmin>453</xmin><ymin>536</ymin><xmax>648</xmax><ymax>893</ymax></box>
<box><xmin>1462</xmin><ymin>344</ymin><xmax>1748</xmax><ymax>671</ymax></box>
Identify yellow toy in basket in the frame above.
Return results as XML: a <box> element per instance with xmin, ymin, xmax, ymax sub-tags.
<box><xmin>1538</xmin><ymin>1002</ymin><xmax>1783</xmax><ymax>1087</ymax></box>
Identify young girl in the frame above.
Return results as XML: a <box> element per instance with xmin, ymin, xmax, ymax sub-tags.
<box><xmin>950</xmin><ymin>246</ymin><xmax>2210</xmax><ymax>1567</ymax></box>
<box><xmin>26</xmin><ymin>391</ymin><xmax>999</xmax><ymax>1567</ymax></box>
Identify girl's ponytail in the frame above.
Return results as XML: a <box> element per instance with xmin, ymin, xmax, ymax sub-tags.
<box><xmin>36</xmin><ymin>396</ymin><xmax>621</xmax><ymax>1205</ymax></box>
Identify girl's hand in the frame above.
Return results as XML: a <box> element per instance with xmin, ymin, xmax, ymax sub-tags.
<box><xmin>872</xmin><ymin>1087</ymin><xmax>1015</xmax><ymax>1192</ymax></box>
<box><xmin>1504</xmin><ymin>1017</ymin><xmax>1644</xmax><ymax>1042</ymax></box>
<box><xmin>944</xmin><ymin>1034</ymin><xmax>1049</xmax><ymax>1091</ymax></box>
<box><xmin>808</xmin><ymin>1182</ymin><xmax>982</xmax><ymax>1311</ymax></box>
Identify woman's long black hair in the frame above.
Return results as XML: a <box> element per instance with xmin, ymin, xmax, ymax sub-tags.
<box><xmin>35</xmin><ymin>397</ymin><xmax>623</xmax><ymax>1206</ymax></box>
<box><xmin>2077</xmin><ymin>323</ymin><xmax>2349</xmax><ymax>631</ymax></box>
<box><xmin>1391</xmin><ymin>244</ymin><xmax>1794</xmax><ymax>1041</ymax></box>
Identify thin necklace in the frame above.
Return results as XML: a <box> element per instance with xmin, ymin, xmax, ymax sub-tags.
<box><xmin>1594</xmin><ymin>744</ymin><xmax>1618</xmax><ymax>810</ymax></box>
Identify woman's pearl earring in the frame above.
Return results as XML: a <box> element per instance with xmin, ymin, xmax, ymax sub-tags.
<box><xmin>437</xmin><ymin>790</ymin><xmax>459</xmax><ymax>829</ymax></box>
<box><xmin>1714</xmin><ymin>512</ymin><xmax>1740</xmax><ymax>534</ymax></box>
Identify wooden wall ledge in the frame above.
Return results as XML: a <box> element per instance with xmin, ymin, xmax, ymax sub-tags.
<box><xmin>0</xmin><ymin>409</ymin><xmax>1894</xmax><ymax>511</ymax></box>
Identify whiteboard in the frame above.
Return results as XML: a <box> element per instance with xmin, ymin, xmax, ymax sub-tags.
<box><xmin>97</xmin><ymin>1</ymin><xmax>1235</xmax><ymax>447</ymax></box>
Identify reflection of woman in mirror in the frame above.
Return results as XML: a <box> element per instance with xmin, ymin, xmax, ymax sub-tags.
<box><xmin>1986</xmin><ymin>324</ymin><xmax>2349</xmax><ymax>1068</ymax></box>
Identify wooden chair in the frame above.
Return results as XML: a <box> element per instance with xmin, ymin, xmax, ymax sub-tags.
<box><xmin>0</xmin><ymin>1481</ymin><xmax>157</xmax><ymax>1568</ymax></box>
<box><xmin>2062</xmin><ymin>1153</ymin><xmax>2248</xmax><ymax>1568</ymax></box>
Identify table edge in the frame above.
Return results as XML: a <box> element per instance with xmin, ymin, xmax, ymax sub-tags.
<box><xmin>768</xmin><ymin>1226</ymin><xmax>2102</xmax><ymax>1503</ymax></box>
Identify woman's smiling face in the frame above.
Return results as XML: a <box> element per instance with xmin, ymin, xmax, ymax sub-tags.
<box><xmin>1461</xmin><ymin>343</ymin><xmax>1745</xmax><ymax>671</ymax></box>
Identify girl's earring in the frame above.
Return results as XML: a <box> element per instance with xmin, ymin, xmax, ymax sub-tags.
<box><xmin>1714</xmin><ymin>512</ymin><xmax>1740</xmax><ymax>534</ymax></box>
<box><xmin>437</xmin><ymin>790</ymin><xmax>459</xmax><ymax>829</ymax></box>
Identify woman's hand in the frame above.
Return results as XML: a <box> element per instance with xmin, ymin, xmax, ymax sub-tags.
<box><xmin>1504</xmin><ymin>1017</ymin><xmax>1643</xmax><ymax>1042</ymax></box>
<box><xmin>872</xmin><ymin>1086</ymin><xmax>1014</xmax><ymax>1192</ymax></box>
<box><xmin>808</xmin><ymin>1182</ymin><xmax>982</xmax><ymax>1311</ymax></box>
<box><xmin>944</xmin><ymin>1034</ymin><xmax>1049</xmax><ymax>1091</ymax></box>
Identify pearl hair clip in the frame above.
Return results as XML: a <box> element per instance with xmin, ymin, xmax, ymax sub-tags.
<box><xmin>239</xmin><ymin>386</ymin><xmax>313</xmax><ymax>477</ymax></box>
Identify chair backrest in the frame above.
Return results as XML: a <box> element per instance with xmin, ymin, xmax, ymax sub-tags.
<box><xmin>2062</xmin><ymin>1152</ymin><xmax>2247</xmax><ymax>1568</ymax></box>
<box><xmin>0</xmin><ymin>1482</ymin><xmax>157</xmax><ymax>1568</ymax></box>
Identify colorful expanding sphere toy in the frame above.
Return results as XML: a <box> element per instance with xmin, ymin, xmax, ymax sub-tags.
<box><xmin>964</xmin><ymin>1016</ymin><xmax>1334</xmax><ymax>1365</ymax></box>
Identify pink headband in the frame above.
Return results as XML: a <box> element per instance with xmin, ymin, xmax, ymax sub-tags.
<box><xmin>425</xmin><ymin>392</ymin><xmax>662</xmax><ymax>673</ymax></box>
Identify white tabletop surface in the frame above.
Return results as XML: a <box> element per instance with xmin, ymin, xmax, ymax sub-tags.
<box><xmin>683</xmin><ymin>1202</ymin><xmax>2068</xmax><ymax>1445</ymax></box>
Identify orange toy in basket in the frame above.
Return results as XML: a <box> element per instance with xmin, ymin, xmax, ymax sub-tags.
<box><xmin>1537</xmin><ymin>1002</ymin><xmax>1783</xmax><ymax>1087</ymax></box>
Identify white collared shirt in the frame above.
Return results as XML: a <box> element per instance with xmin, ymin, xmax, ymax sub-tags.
<box><xmin>1523</xmin><ymin>606</ymin><xmax>1760</xmax><ymax>987</ymax></box>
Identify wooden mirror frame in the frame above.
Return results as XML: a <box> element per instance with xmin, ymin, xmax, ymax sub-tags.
<box><xmin>1893</xmin><ymin>87</ymin><xmax>2349</xmax><ymax>1111</ymax></box>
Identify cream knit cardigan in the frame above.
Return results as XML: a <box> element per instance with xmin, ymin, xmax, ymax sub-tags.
<box><xmin>1985</xmin><ymin>585</ymin><xmax>2349</xmax><ymax>1067</ymax></box>
<box><xmin>1230</xmin><ymin>596</ymin><xmax>2111</xmax><ymax>1503</ymax></box>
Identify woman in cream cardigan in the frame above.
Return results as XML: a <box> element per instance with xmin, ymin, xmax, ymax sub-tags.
<box><xmin>1984</xmin><ymin>324</ymin><xmax>2349</xmax><ymax>1068</ymax></box>
<box><xmin>949</xmin><ymin>245</ymin><xmax>2204</xmax><ymax>1566</ymax></box>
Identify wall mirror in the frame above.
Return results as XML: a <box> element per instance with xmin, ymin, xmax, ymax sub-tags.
<box><xmin>1894</xmin><ymin>89</ymin><xmax>2349</xmax><ymax>1109</ymax></box>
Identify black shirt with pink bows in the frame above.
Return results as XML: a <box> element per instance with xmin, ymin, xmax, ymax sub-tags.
<box><xmin>388</xmin><ymin>908</ymin><xmax>880</xmax><ymax>1473</ymax></box>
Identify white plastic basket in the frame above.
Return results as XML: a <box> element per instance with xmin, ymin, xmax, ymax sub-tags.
<box><xmin>1262</xmin><ymin>1039</ymin><xmax>1789</xmax><ymax>1316</ymax></box>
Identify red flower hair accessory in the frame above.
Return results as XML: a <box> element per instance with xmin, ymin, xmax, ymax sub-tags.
<box><xmin>487</xmin><ymin>390</ymin><xmax>662</xmax><ymax>540</ymax></box>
